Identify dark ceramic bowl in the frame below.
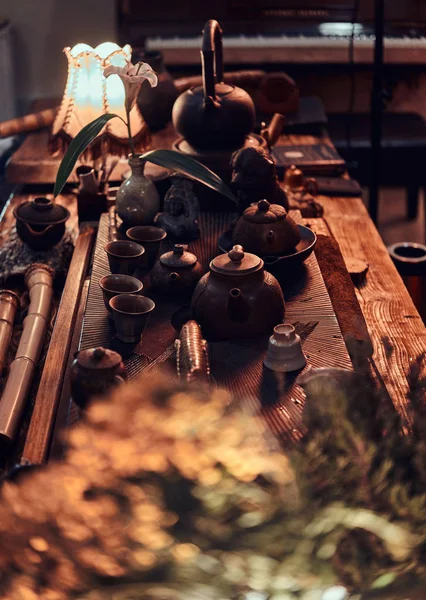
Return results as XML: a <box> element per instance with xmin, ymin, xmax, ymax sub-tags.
<box><xmin>218</xmin><ymin>224</ymin><xmax>317</xmax><ymax>275</ymax></box>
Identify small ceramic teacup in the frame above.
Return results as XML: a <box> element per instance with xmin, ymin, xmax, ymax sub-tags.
<box><xmin>105</xmin><ymin>240</ymin><xmax>145</xmax><ymax>275</ymax></box>
<box><xmin>126</xmin><ymin>226</ymin><xmax>167</xmax><ymax>270</ymax></box>
<box><xmin>109</xmin><ymin>294</ymin><xmax>155</xmax><ymax>343</ymax></box>
<box><xmin>99</xmin><ymin>274</ymin><xmax>144</xmax><ymax>318</ymax></box>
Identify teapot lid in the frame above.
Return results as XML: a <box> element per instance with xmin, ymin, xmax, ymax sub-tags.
<box><xmin>160</xmin><ymin>244</ymin><xmax>198</xmax><ymax>268</ymax></box>
<box><xmin>211</xmin><ymin>245</ymin><xmax>262</xmax><ymax>275</ymax></box>
<box><xmin>76</xmin><ymin>347</ymin><xmax>123</xmax><ymax>370</ymax></box>
<box><xmin>242</xmin><ymin>200</ymin><xmax>288</xmax><ymax>223</ymax></box>
<box><xmin>14</xmin><ymin>197</ymin><xmax>70</xmax><ymax>225</ymax></box>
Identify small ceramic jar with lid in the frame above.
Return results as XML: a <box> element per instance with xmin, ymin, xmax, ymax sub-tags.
<box><xmin>70</xmin><ymin>347</ymin><xmax>127</xmax><ymax>409</ymax></box>
<box><xmin>14</xmin><ymin>197</ymin><xmax>70</xmax><ymax>251</ymax></box>
<box><xmin>232</xmin><ymin>199</ymin><xmax>301</xmax><ymax>256</ymax></box>
<box><xmin>150</xmin><ymin>244</ymin><xmax>204</xmax><ymax>296</ymax></box>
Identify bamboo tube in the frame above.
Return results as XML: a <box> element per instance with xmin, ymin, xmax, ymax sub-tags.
<box><xmin>0</xmin><ymin>264</ymin><xmax>54</xmax><ymax>445</ymax></box>
<box><xmin>0</xmin><ymin>291</ymin><xmax>19</xmax><ymax>374</ymax></box>
<box><xmin>0</xmin><ymin>108</ymin><xmax>57</xmax><ymax>138</ymax></box>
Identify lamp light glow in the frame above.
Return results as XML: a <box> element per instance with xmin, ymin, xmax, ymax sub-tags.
<box><xmin>51</xmin><ymin>42</ymin><xmax>149</xmax><ymax>158</ymax></box>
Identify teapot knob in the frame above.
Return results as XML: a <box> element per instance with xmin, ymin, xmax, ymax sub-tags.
<box><xmin>173</xmin><ymin>244</ymin><xmax>186</xmax><ymax>256</ymax></box>
<box><xmin>257</xmin><ymin>199</ymin><xmax>270</xmax><ymax>212</ymax></box>
<box><xmin>93</xmin><ymin>347</ymin><xmax>106</xmax><ymax>361</ymax></box>
<box><xmin>228</xmin><ymin>245</ymin><xmax>245</xmax><ymax>262</ymax></box>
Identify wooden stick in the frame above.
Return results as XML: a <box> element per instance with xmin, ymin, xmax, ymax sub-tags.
<box><xmin>0</xmin><ymin>108</ymin><xmax>57</xmax><ymax>138</ymax></box>
<box><xmin>22</xmin><ymin>226</ymin><xmax>95</xmax><ymax>464</ymax></box>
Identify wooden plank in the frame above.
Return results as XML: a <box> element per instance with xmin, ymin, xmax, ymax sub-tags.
<box><xmin>318</xmin><ymin>195</ymin><xmax>426</xmax><ymax>429</ymax></box>
<box><xmin>22</xmin><ymin>226</ymin><xmax>95</xmax><ymax>464</ymax></box>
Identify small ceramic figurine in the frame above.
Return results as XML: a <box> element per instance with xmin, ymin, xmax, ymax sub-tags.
<box><xmin>230</xmin><ymin>146</ymin><xmax>290</xmax><ymax>213</ymax></box>
<box><xmin>155</xmin><ymin>174</ymin><xmax>200</xmax><ymax>240</ymax></box>
<box><xmin>175</xmin><ymin>320</ymin><xmax>210</xmax><ymax>383</ymax></box>
<box><xmin>264</xmin><ymin>323</ymin><xmax>306</xmax><ymax>372</ymax></box>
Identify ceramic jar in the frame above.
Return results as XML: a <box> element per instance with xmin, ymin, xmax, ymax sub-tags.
<box><xmin>136</xmin><ymin>50</ymin><xmax>179</xmax><ymax>132</ymax></box>
<box><xmin>151</xmin><ymin>244</ymin><xmax>204</xmax><ymax>296</ymax></box>
<box><xmin>232</xmin><ymin>199</ymin><xmax>301</xmax><ymax>256</ymax></box>
<box><xmin>191</xmin><ymin>244</ymin><xmax>285</xmax><ymax>340</ymax></box>
<box><xmin>14</xmin><ymin>197</ymin><xmax>70</xmax><ymax>250</ymax></box>
<box><xmin>115</xmin><ymin>155</ymin><xmax>160</xmax><ymax>227</ymax></box>
<box><xmin>70</xmin><ymin>347</ymin><xmax>127</xmax><ymax>409</ymax></box>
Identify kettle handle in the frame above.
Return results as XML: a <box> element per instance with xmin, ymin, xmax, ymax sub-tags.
<box><xmin>201</xmin><ymin>20</ymin><xmax>224</xmax><ymax>100</ymax></box>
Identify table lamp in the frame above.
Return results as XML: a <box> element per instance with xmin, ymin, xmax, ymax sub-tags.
<box><xmin>51</xmin><ymin>42</ymin><xmax>150</xmax><ymax>158</ymax></box>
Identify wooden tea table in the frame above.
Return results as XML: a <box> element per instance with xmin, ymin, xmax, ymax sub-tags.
<box><xmin>0</xmin><ymin>123</ymin><xmax>425</xmax><ymax>463</ymax></box>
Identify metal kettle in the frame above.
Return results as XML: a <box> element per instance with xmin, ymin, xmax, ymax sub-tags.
<box><xmin>172</xmin><ymin>20</ymin><xmax>256</xmax><ymax>151</ymax></box>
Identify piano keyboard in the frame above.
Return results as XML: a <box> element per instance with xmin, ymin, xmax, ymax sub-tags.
<box><xmin>146</xmin><ymin>34</ymin><xmax>426</xmax><ymax>65</ymax></box>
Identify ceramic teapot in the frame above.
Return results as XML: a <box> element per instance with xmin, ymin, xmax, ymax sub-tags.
<box><xmin>14</xmin><ymin>197</ymin><xmax>70</xmax><ymax>250</ymax></box>
<box><xmin>150</xmin><ymin>244</ymin><xmax>204</xmax><ymax>295</ymax></box>
<box><xmin>70</xmin><ymin>347</ymin><xmax>127</xmax><ymax>409</ymax></box>
<box><xmin>191</xmin><ymin>244</ymin><xmax>285</xmax><ymax>340</ymax></box>
<box><xmin>172</xmin><ymin>20</ymin><xmax>255</xmax><ymax>151</ymax></box>
<box><xmin>232</xmin><ymin>199</ymin><xmax>301</xmax><ymax>256</ymax></box>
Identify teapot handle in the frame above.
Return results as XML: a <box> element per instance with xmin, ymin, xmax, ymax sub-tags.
<box><xmin>201</xmin><ymin>20</ymin><xmax>224</xmax><ymax>100</ymax></box>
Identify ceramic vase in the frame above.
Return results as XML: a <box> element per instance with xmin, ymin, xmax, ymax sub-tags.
<box><xmin>136</xmin><ymin>50</ymin><xmax>178</xmax><ymax>131</ymax></box>
<box><xmin>116</xmin><ymin>155</ymin><xmax>160</xmax><ymax>227</ymax></box>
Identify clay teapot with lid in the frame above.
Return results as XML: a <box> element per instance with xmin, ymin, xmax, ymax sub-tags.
<box><xmin>14</xmin><ymin>197</ymin><xmax>70</xmax><ymax>250</ymax></box>
<box><xmin>70</xmin><ymin>347</ymin><xmax>127</xmax><ymax>409</ymax></box>
<box><xmin>233</xmin><ymin>199</ymin><xmax>301</xmax><ymax>256</ymax></box>
<box><xmin>191</xmin><ymin>244</ymin><xmax>285</xmax><ymax>340</ymax></box>
<box><xmin>172</xmin><ymin>20</ymin><xmax>255</xmax><ymax>151</ymax></box>
<box><xmin>150</xmin><ymin>244</ymin><xmax>204</xmax><ymax>295</ymax></box>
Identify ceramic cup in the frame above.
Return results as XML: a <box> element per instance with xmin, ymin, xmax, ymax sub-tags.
<box><xmin>99</xmin><ymin>274</ymin><xmax>144</xmax><ymax>318</ymax></box>
<box><xmin>109</xmin><ymin>294</ymin><xmax>155</xmax><ymax>343</ymax></box>
<box><xmin>105</xmin><ymin>240</ymin><xmax>145</xmax><ymax>275</ymax></box>
<box><xmin>264</xmin><ymin>323</ymin><xmax>306</xmax><ymax>372</ymax></box>
<box><xmin>126</xmin><ymin>226</ymin><xmax>167</xmax><ymax>270</ymax></box>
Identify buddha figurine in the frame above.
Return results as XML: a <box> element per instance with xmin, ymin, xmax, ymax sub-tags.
<box><xmin>155</xmin><ymin>174</ymin><xmax>200</xmax><ymax>240</ymax></box>
<box><xmin>230</xmin><ymin>146</ymin><xmax>290</xmax><ymax>214</ymax></box>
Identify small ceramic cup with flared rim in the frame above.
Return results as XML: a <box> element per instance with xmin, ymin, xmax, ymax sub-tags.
<box><xmin>99</xmin><ymin>274</ymin><xmax>144</xmax><ymax>318</ymax></box>
<box><xmin>105</xmin><ymin>240</ymin><xmax>145</xmax><ymax>276</ymax></box>
<box><xmin>110</xmin><ymin>293</ymin><xmax>155</xmax><ymax>343</ymax></box>
<box><xmin>126</xmin><ymin>226</ymin><xmax>167</xmax><ymax>270</ymax></box>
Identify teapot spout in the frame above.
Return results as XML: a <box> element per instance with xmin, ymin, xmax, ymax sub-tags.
<box><xmin>227</xmin><ymin>288</ymin><xmax>250</xmax><ymax>323</ymax></box>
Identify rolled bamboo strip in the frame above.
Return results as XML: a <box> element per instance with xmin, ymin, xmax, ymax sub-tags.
<box><xmin>0</xmin><ymin>265</ymin><xmax>54</xmax><ymax>445</ymax></box>
<box><xmin>23</xmin><ymin>226</ymin><xmax>95</xmax><ymax>464</ymax></box>
<box><xmin>0</xmin><ymin>108</ymin><xmax>57</xmax><ymax>138</ymax></box>
<box><xmin>0</xmin><ymin>290</ymin><xmax>19</xmax><ymax>374</ymax></box>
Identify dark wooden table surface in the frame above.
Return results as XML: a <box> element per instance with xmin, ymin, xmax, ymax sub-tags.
<box><xmin>1</xmin><ymin>121</ymin><xmax>426</xmax><ymax>443</ymax></box>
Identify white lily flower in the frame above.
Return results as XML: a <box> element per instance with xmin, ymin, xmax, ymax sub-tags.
<box><xmin>104</xmin><ymin>60</ymin><xmax>158</xmax><ymax>113</ymax></box>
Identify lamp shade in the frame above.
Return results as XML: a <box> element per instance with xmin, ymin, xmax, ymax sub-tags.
<box><xmin>51</xmin><ymin>42</ymin><xmax>150</xmax><ymax>158</ymax></box>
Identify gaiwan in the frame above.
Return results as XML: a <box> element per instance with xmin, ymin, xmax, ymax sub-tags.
<box><xmin>233</xmin><ymin>199</ymin><xmax>301</xmax><ymax>257</ymax></box>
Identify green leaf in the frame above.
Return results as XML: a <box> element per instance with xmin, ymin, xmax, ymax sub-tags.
<box><xmin>142</xmin><ymin>149</ymin><xmax>236</xmax><ymax>204</ymax></box>
<box><xmin>54</xmin><ymin>113</ymin><xmax>119</xmax><ymax>197</ymax></box>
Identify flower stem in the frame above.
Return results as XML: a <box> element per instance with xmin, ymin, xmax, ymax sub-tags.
<box><xmin>126</xmin><ymin>107</ymin><xmax>136</xmax><ymax>157</ymax></box>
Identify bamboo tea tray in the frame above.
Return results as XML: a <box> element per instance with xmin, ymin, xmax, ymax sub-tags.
<box><xmin>78</xmin><ymin>212</ymin><xmax>352</xmax><ymax>445</ymax></box>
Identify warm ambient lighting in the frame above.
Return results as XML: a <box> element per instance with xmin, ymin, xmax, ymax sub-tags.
<box><xmin>51</xmin><ymin>42</ymin><xmax>149</xmax><ymax>158</ymax></box>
